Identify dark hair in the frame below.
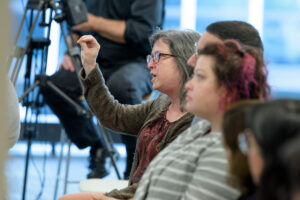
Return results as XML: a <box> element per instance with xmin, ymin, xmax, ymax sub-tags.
<box><xmin>277</xmin><ymin>137</ymin><xmax>300</xmax><ymax>199</ymax></box>
<box><xmin>257</xmin><ymin>135</ymin><xmax>300</xmax><ymax>200</ymax></box>
<box><xmin>150</xmin><ymin>29</ymin><xmax>201</xmax><ymax>109</ymax></box>
<box><xmin>199</xmin><ymin>40</ymin><xmax>270</xmax><ymax>110</ymax></box>
<box><xmin>222</xmin><ymin>100</ymin><xmax>260</xmax><ymax>195</ymax></box>
<box><xmin>206</xmin><ymin>21</ymin><xmax>263</xmax><ymax>50</ymax></box>
<box><xmin>246</xmin><ymin>99</ymin><xmax>300</xmax><ymax>161</ymax></box>
<box><xmin>246</xmin><ymin>99</ymin><xmax>300</xmax><ymax>199</ymax></box>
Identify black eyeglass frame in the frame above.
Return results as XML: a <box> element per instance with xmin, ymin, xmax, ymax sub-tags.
<box><xmin>146</xmin><ymin>52</ymin><xmax>177</xmax><ymax>64</ymax></box>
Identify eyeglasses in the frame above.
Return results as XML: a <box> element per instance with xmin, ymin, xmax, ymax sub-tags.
<box><xmin>238</xmin><ymin>128</ymin><xmax>252</xmax><ymax>155</ymax></box>
<box><xmin>194</xmin><ymin>42</ymin><xmax>200</xmax><ymax>58</ymax></box>
<box><xmin>146</xmin><ymin>52</ymin><xmax>177</xmax><ymax>64</ymax></box>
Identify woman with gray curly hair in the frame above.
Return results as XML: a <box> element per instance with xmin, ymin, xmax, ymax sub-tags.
<box><xmin>59</xmin><ymin>29</ymin><xmax>200</xmax><ymax>200</ymax></box>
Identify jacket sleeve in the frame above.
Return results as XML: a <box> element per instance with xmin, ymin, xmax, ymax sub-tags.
<box><xmin>124</xmin><ymin>0</ymin><xmax>164</xmax><ymax>55</ymax></box>
<box><xmin>79</xmin><ymin>66</ymin><xmax>153</xmax><ymax>136</ymax></box>
<box><xmin>105</xmin><ymin>183</ymin><xmax>138</xmax><ymax>199</ymax></box>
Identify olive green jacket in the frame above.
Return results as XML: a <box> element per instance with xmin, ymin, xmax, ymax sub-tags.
<box><xmin>80</xmin><ymin>67</ymin><xmax>193</xmax><ymax>199</ymax></box>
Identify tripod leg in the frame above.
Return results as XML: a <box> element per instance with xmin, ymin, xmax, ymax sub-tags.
<box><xmin>96</xmin><ymin>122</ymin><xmax>121</xmax><ymax>180</ymax></box>
<box><xmin>19</xmin><ymin>81</ymin><xmax>40</xmax><ymax>102</ymax></box>
<box><xmin>46</xmin><ymin>80</ymin><xmax>90</xmax><ymax>117</ymax></box>
<box><xmin>53</xmin><ymin>128</ymin><xmax>66</xmax><ymax>200</ymax></box>
<box><xmin>22</xmin><ymin>134</ymin><xmax>32</xmax><ymax>200</ymax></box>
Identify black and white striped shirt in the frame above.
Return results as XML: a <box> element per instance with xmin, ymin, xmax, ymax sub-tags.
<box><xmin>134</xmin><ymin>120</ymin><xmax>240</xmax><ymax>200</ymax></box>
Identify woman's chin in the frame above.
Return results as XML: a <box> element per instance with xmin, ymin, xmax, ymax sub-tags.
<box><xmin>185</xmin><ymin>103</ymin><xmax>193</xmax><ymax>113</ymax></box>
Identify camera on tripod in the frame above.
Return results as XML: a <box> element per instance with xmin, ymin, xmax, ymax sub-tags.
<box><xmin>27</xmin><ymin>0</ymin><xmax>88</xmax><ymax>26</ymax></box>
<box><xmin>9</xmin><ymin>0</ymin><xmax>88</xmax><ymax>86</ymax></box>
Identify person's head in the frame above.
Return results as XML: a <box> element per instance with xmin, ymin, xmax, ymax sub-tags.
<box><xmin>148</xmin><ymin>29</ymin><xmax>201</xmax><ymax>107</ymax></box>
<box><xmin>188</xmin><ymin>20</ymin><xmax>263</xmax><ymax>67</ymax></box>
<box><xmin>277</xmin><ymin>137</ymin><xmax>300</xmax><ymax>200</ymax></box>
<box><xmin>185</xmin><ymin>40</ymin><xmax>270</xmax><ymax>125</ymax></box>
<box><xmin>240</xmin><ymin>99</ymin><xmax>300</xmax><ymax>185</ymax></box>
<box><xmin>256</xmin><ymin>135</ymin><xmax>300</xmax><ymax>200</ymax></box>
<box><xmin>222</xmin><ymin>100</ymin><xmax>261</xmax><ymax>195</ymax></box>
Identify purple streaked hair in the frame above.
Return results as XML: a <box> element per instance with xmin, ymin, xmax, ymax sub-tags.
<box><xmin>198</xmin><ymin>39</ymin><xmax>271</xmax><ymax>111</ymax></box>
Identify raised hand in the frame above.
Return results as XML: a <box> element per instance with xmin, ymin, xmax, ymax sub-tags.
<box><xmin>77</xmin><ymin>35</ymin><xmax>100</xmax><ymax>76</ymax></box>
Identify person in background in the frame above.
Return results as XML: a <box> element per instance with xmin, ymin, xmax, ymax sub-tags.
<box><xmin>271</xmin><ymin>136</ymin><xmax>300</xmax><ymax>200</ymax></box>
<box><xmin>222</xmin><ymin>100</ymin><xmax>261</xmax><ymax>200</ymax></box>
<box><xmin>58</xmin><ymin>29</ymin><xmax>200</xmax><ymax>200</ymax></box>
<box><xmin>1</xmin><ymin>0</ymin><xmax>20</xmax><ymax>198</ymax></box>
<box><xmin>189</xmin><ymin>20</ymin><xmax>265</xmax><ymax>126</ymax></box>
<box><xmin>238</xmin><ymin>99</ymin><xmax>300</xmax><ymax>200</ymax></box>
<box><xmin>40</xmin><ymin>0</ymin><xmax>165</xmax><ymax>179</ymax></box>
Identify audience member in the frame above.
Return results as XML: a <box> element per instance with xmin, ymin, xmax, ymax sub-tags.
<box><xmin>222</xmin><ymin>100</ymin><xmax>261</xmax><ymax>200</ymax></box>
<box><xmin>58</xmin><ymin>29</ymin><xmax>200</xmax><ymax>200</ymax></box>
<box><xmin>40</xmin><ymin>0</ymin><xmax>165</xmax><ymax>179</ymax></box>
<box><xmin>188</xmin><ymin>20</ymin><xmax>265</xmax><ymax>125</ymax></box>
<box><xmin>239</xmin><ymin>99</ymin><xmax>300</xmax><ymax>200</ymax></box>
<box><xmin>272</xmin><ymin>136</ymin><xmax>300</xmax><ymax>200</ymax></box>
<box><xmin>132</xmin><ymin>39</ymin><xmax>269</xmax><ymax>200</ymax></box>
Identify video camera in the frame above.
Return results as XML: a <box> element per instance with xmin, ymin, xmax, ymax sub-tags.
<box><xmin>28</xmin><ymin>0</ymin><xmax>88</xmax><ymax>26</ymax></box>
<box><xmin>61</xmin><ymin>0</ymin><xmax>88</xmax><ymax>26</ymax></box>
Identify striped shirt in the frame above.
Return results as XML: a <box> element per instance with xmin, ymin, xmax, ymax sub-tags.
<box><xmin>134</xmin><ymin>120</ymin><xmax>240</xmax><ymax>200</ymax></box>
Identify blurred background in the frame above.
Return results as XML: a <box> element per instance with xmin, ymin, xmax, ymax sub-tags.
<box><xmin>6</xmin><ymin>0</ymin><xmax>300</xmax><ymax>199</ymax></box>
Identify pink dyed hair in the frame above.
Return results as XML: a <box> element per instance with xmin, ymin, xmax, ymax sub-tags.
<box><xmin>198</xmin><ymin>39</ymin><xmax>270</xmax><ymax>111</ymax></box>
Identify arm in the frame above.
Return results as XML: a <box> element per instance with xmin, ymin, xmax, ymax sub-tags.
<box><xmin>77</xmin><ymin>35</ymin><xmax>153</xmax><ymax>135</ymax></box>
<box><xmin>105</xmin><ymin>183</ymin><xmax>138</xmax><ymax>199</ymax></box>
<box><xmin>73</xmin><ymin>0</ymin><xmax>164</xmax><ymax>49</ymax></box>
<box><xmin>73</xmin><ymin>14</ymin><xmax>126</xmax><ymax>44</ymax></box>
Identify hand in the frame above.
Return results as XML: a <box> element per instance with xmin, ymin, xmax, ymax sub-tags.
<box><xmin>59</xmin><ymin>54</ymin><xmax>75</xmax><ymax>72</ymax></box>
<box><xmin>72</xmin><ymin>13</ymin><xmax>97</xmax><ymax>32</ymax></box>
<box><xmin>92</xmin><ymin>193</ymin><xmax>119</xmax><ymax>200</ymax></box>
<box><xmin>77</xmin><ymin>35</ymin><xmax>100</xmax><ymax>76</ymax></box>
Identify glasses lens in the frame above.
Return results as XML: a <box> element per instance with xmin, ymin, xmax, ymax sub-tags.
<box><xmin>238</xmin><ymin>133</ymin><xmax>248</xmax><ymax>155</ymax></box>
<box><xmin>154</xmin><ymin>52</ymin><xmax>160</xmax><ymax>63</ymax></box>
<box><xmin>146</xmin><ymin>55</ymin><xmax>152</xmax><ymax>63</ymax></box>
<box><xmin>194</xmin><ymin>42</ymin><xmax>198</xmax><ymax>53</ymax></box>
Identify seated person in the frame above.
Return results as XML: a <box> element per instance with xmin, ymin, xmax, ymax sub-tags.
<box><xmin>65</xmin><ymin>38</ymin><xmax>269</xmax><ymax>200</ymax></box>
<box><xmin>190</xmin><ymin>20</ymin><xmax>265</xmax><ymax>125</ymax></box>
<box><xmin>271</xmin><ymin>135</ymin><xmax>300</xmax><ymax>200</ymax></box>
<box><xmin>222</xmin><ymin>100</ymin><xmax>261</xmax><ymax>200</ymax></box>
<box><xmin>40</xmin><ymin>0</ymin><xmax>165</xmax><ymax>179</ymax></box>
<box><xmin>238</xmin><ymin>99</ymin><xmax>300</xmax><ymax>200</ymax></box>
<box><xmin>59</xmin><ymin>29</ymin><xmax>200</xmax><ymax>200</ymax></box>
<box><xmin>132</xmin><ymin>39</ymin><xmax>270</xmax><ymax>200</ymax></box>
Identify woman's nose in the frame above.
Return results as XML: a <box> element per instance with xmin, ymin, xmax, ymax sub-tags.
<box><xmin>147</xmin><ymin>58</ymin><xmax>155</xmax><ymax>69</ymax></box>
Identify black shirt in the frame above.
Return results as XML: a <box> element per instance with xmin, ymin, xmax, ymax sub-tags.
<box><xmin>84</xmin><ymin>0</ymin><xmax>165</xmax><ymax>67</ymax></box>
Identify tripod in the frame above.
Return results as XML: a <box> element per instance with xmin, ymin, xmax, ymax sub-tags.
<box><xmin>8</xmin><ymin>0</ymin><xmax>121</xmax><ymax>199</ymax></box>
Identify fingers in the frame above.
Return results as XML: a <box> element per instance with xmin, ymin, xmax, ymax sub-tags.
<box><xmin>77</xmin><ymin>35</ymin><xmax>100</xmax><ymax>48</ymax></box>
